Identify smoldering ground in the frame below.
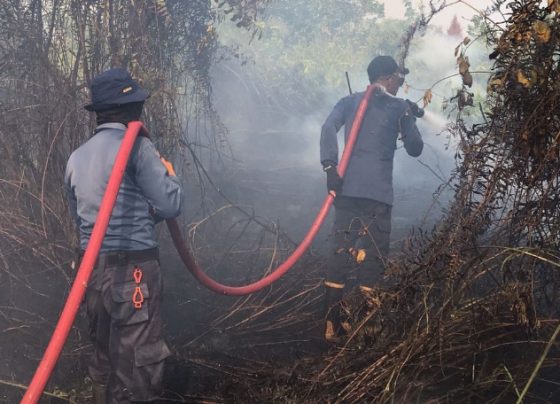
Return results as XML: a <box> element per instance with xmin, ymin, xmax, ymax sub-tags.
<box><xmin>0</xmin><ymin>2</ymin><xmax>499</xmax><ymax>402</ymax></box>
<box><xmin>148</xmin><ymin>25</ymin><xmax>476</xmax><ymax>404</ymax></box>
<box><xmin>151</xmin><ymin>17</ymin><xmax>489</xmax><ymax>397</ymax></box>
<box><xmin>8</xmin><ymin>0</ymin><xmax>560</xmax><ymax>401</ymax></box>
<box><xmin>159</xmin><ymin>12</ymin><xmax>496</xmax><ymax>394</ymax></box>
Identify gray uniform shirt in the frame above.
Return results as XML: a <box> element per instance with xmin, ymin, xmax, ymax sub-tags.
<box><xmin>64</xmin><ymin>123</ymin><xmax>183</xmax><ymax>251</ymax></box>
<box><xmin>320</xmin><ymin>91</ymin><xmax>423</xmax><ymax>206</ymax></box>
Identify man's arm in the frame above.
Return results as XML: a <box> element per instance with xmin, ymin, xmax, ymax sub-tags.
<box><xmin>320</xmin><ymin>97</ymin><xmax>348</xmax><ymax>165</ymax></box>
<box><xmin>133</xmin><ymin>138</ymin><xmax>183</xmax><ymax>219</ymax></box>
<box><xmin>63</xmin><ymin>157</ymin><xmax>81</xmax><ymax>227</ymax></box>
<box><xmin>400</xmin><ymin>107</ymin><xmax>424</xmax><ymax>157</ymax></box>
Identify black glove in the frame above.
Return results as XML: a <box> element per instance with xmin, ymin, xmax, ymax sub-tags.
<box><xmin>322</xmin><ymin>161</ymin><xmax>343</xmax><ymax>194</ymax></box>
<box><xmin>405</xmin><ymin>99</ymin><xmax>424</xmax><ymax>118</ymax></box>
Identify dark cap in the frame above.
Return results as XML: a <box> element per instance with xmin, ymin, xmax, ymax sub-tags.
<box><xmin>367</xmin><ymin>55</ymin><xmax>409</xmax><ymax>83</ymax></box>
<box><xmin>84</xmin><ymin>68</ymin><xmax>149</xmax><ymax>111</ymax></box>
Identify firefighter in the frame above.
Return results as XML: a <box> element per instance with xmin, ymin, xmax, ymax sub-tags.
<box><xmin>320</xmin><ymin>55</ymin><xmax>424</xmax><ymax>342</ymax></box>
<box><xmin>64</xmin><ymin>68</ymin><xmax>182</xmax><ymax>403</ymax></box>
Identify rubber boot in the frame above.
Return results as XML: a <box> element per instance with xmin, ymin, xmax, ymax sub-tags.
<box><xmin>92</xmin><ymin>384</ymin><xmax>106</xmax><ymax>404</ymax></box>
<box><xmin>324</xmin><ymin>282</ymin><xmax>345</xmax><ymax>342</ymax></box>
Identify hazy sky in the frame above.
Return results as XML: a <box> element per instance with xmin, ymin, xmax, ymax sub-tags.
<box><xmin>382</xmin><ymin>0</ymin><xmax>494</xmax><ymax>27</ymax></box>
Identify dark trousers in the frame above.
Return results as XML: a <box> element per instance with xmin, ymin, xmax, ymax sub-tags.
<box><xmin>327</xmin><ymin>196</ymin><xmax>391</xmax><ymax>289</ymax></box>
<box><xmin>84</xmin><ymin>250</ymin><xmax>170</xmax><ymax>403</ymax></box>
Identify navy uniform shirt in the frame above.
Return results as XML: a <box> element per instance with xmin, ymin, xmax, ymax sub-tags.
<box><xmin>320</xmin><ymin>91</ymin><xmax>423</xmax><ymax>206</ymax></box>
<box><xmin>64</xmin><ymin>123</ymin><xmax>183</xmax><ymax>252</ymax></box>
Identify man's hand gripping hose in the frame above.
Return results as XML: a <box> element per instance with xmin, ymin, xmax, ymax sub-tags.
<box><xmin>22</xmin><ymin>83</ymin><xmax>382</xmax><ymax>402</ymax></box>
<box><xmin>322</xmin><ymin>161</ymin><xmax>343</xmax><ymax>197</ymax></box>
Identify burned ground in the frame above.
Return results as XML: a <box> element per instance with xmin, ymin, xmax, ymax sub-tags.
<box><xmin>3</xmin><ymin>0</ymin><xmax>560</xmax><ymax>403</ymax></box>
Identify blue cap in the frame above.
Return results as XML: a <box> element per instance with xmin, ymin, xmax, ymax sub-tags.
<box><xmin>84</xmin><ymin>68</ymin><xmax>149</xmax><ymax>111</ymax></box>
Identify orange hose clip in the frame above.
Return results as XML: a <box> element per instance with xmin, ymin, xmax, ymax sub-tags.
<box><xmin>132</xmin><ymin>267</ymin><xmax>144</xmax><ymax>309</ymax></box>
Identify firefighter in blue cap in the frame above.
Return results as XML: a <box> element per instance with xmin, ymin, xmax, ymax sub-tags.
<box><xmin>320</xmin><ymin>55</ymin><xmax>424</xmax><ymax>342</ymax></box>
<box><xmin>64</xmin><ymin>68</ymin><xmax>182</xmax><ymax>403</ymax></box>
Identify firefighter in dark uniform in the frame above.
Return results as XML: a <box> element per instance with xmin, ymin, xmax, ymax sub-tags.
<box><xmin>320</xmin><ymin>56</ymin><xmax>424</xmax><ymax>341</ymax></box>
<box><xmin>64</xmin><ymin>68</ymin><xmax>182</xmax><ymax>403</ymax></box>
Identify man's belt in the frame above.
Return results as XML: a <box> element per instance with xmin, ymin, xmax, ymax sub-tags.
<box><xmin>81</xmin><ymin>247</ymin><xmax>159</xmax><ymax>267</ymax></box>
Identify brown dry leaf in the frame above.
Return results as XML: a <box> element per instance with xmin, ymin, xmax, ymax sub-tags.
<box><xmin>516</xmin><ymin>70</ymin><xmax>531</xmax><ymax>87</ymax></box>
<box><xmin>457</xmin><ymin>55</ymin><xmax>470</xmax><ymax>74</ymax></box>
<box><xmin>548</xmin><ymin>0</ymin><xmax>560</xmax><ymax>12</ymax></box>
<box><xmin>462</xmin><ymin>71</ymin><xmax>473</xmax><ymax>87</ymax></box>
<box><xmin>487</xmin><ymin>78</ymin><xmax>503</xmax><ymax>93</ymax></box>
<box><xmin>422</xmin><ymin>89</ymin><xmax>433</xmax><ymax>108</ymax></box>
<box><xmin>497</xmin><ymin>36</ymin><xmax>510</xmax><ymax>52</ymax></box>
<box><xmin>356</xmin><ymin>249</ymin><xmax>366</xmax><ymax>264</ymax></box>
<box><xmin>463</xmin><ymin>36</ymin><xmax>471</xmax><ymax>45</ymax></box>
<box><xmin>533</xmin><ymin>20</ymin><xmax>551</xmax><ymax>43</ymax></box>
<box><xmin>516</xmin><ymin>70</ymin><xmax>537</xmax><ymax>87</ymax></box>
<box><xmin>454</xmin><ymin>43</ymin><xmax>461</xmax><ymax>57</ymax></box>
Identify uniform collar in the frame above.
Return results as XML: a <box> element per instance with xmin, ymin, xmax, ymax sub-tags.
<box><xmin>95</xmin><ymin>122</ymin><xmax>127</xmax><ymax>132</ymax></box>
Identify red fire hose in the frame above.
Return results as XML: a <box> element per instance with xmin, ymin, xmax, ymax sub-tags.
<box><xmin>22</xmin><ymin>84</ymin><xmax>379</xmax><ymax>402</ymax></box>
<box><xmin>167</xmin><ymin>84</ymin><xmax>382</xmax><ymax>295</ymax></box>
<box><xmin>21</xmin><ymin>122</ymin><xmax>143</xmax><ymax>403</ymax></box>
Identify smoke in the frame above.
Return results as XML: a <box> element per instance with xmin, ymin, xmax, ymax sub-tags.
<box><xmin>422</xmin><ymin>109</ymin><xmax>449</xmax><ymax>131</ymax></box>
<box><xmin>207</xmin><ymin>5</ymin><xmax>491</xmax><ymax>244</ymax></box>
